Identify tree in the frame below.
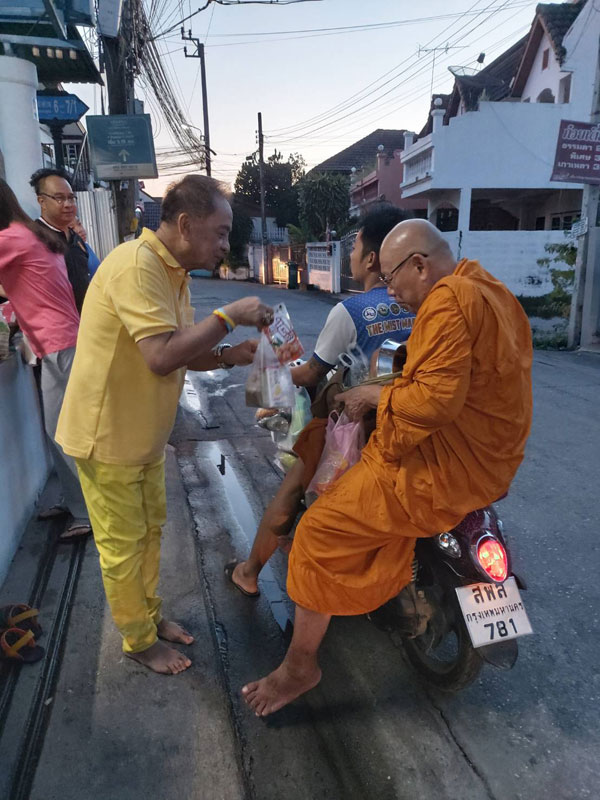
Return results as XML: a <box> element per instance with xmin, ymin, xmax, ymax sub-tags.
<box><xmin>297</xmin><ymin>172</ymin><xmax>350</xmax><ymax>241</ymax></box>
<box><xmin>535</xmin><ymin>239</ymin><xmax>576</xmax><ymax>318</ymax></box>
<box><xmin>225</xmin><ymin>204</ymin><xmax>254</xmax><ymax>269</ymax></box>
<box><xmin>233</xmin><ymin>150</ymin><xmax>305</xmax><ymax>228</ymax></box>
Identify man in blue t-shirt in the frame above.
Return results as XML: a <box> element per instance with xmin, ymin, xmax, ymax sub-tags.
<box><xmin>291</xmin><ymin>211</ymin><xmax>413</xmax><ymax>388</ymax></box>
<box><xmin>226</xmin><ymin>208</ymin><xmax>416</xmax><ymax>598</ymax></box>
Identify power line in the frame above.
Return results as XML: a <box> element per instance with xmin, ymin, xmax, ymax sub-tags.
<box><xmin>152</xmin><ymin>0</ymin><xmax>323</xmax><ymax>41</ymax></box>
<box><xmin>264</xmin><ymin>0</ymin><xmax>497</xmax><ymax>137</ymax></box>
<box><xmin>265</xmin><ymin>0</ymin><xmax>522</xmax><ymax>144</ymax></box>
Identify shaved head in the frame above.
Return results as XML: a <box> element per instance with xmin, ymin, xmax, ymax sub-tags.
<box><xmin>378</xmin><ymin>219</ymin><xmax>456</xmax><ymax>313</ymax></box>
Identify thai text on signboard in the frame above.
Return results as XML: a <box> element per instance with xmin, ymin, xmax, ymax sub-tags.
<box><xmin>551</xmin><ymin>120</ymin><xmax>600</xmax><ymax>185</ymax></box>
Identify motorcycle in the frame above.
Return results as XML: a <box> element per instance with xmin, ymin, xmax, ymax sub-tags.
<box><xmin>367</xmin><ymin>339</ymin><xmax>532</xmax><ymax>693</ymax></box>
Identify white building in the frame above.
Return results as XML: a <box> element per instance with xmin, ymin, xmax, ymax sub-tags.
<box><xmin>400</xmin><ymin>0</ymin><xmax>598</xmax><ymax>297</ymax></box>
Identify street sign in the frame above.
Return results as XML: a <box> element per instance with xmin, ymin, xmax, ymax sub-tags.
<box><xmin>37</xmin><ymin>94</ymin><xmax>89</xmax><ymax>123</ymax></box>
<box><xmin>551</xmin><ymin>120</ymin><xmax>600</xmax><ymax>185</ymax></box>
<box><xmin>86</xmin><ymin>114</ymin><xmax>158</xmax><ymax>180</ymax></box>
<box><xmin>569</xmin><ymin>217</ymin><xmax>588</xmax><ymax>239</ymax></box>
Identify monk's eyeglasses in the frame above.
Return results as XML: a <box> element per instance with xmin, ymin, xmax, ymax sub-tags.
<box><xmin>380</xmin><ymin>252</ymin><xmax>428</xmax><ymax>285</ymax></box>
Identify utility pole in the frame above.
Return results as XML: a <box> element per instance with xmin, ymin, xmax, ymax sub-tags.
<box><xmin>101</xmin><ymin>0</ymin><xmax>136</xmax><ymax>242</ymax></box>
<box><xmin>568</xmin><ymin>33</ymin><xmax>600</xmax><ymax>349</ymax></box>
<box><xmin>182</xmin><ymin>32</ymin><xmax>211</xmax><ymax>176</ymax></box>
<box><xmin>258</xmin><ymin>111</ymin><xmax>268</xmax><ymax>281</ymax></box>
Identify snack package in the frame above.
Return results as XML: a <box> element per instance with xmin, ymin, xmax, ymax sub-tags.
<box><xmin>263</xmin><ymin>303</ymin><xmax>304</xmax><ymax>365</ymax></box>
<box><xmin>245</xmin><ymin>332</ymin><xmax>296</xmax><ymax>409</ymax></box>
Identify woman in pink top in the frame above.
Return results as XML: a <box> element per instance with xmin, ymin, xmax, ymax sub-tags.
<box><xmin>0</xmin><ymin>179</ymin><xmax>91</xmax><ymax>541</ymax></box>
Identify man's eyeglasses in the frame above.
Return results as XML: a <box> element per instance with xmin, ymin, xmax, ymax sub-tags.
<box><xmin>379</xmin><ymin>252</ymin><xmax>428</xmax><ymax>285</ymax></box>
<box><xmin>38</xmin><ymin>192</ymin><xmax>77</xmax><ymax>206</ymax></box>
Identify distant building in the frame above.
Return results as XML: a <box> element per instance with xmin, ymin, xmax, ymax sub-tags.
<box><xmin>399</xmin><ymin>0</ymin><xmax>596</xmax><ymax>297</ymax></box>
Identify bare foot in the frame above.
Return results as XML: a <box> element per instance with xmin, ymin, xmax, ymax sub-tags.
<box><xmin>126</xmin><ymin>640</ymin><xmax>191</xmax><ymax>675</ymax></box>
<box><xmin>231</xmin><ymin>561</ymin><xmax>259</xmax><ymax>595</ymax></box>
<box><xmin>157</xmin><ymin>619</ymin><xmax>194</xmax><ymax>645</ymax></box>
<box><xmin>241</xmin><ymin>661</ymin><xmax>322</xmax><ymax>716</ymax></box>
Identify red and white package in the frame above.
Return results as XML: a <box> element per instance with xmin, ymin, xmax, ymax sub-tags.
<box><xmin>263</xmin><ymin>303</ymin><xmax>304</xmax><ymax>365</ymax></box>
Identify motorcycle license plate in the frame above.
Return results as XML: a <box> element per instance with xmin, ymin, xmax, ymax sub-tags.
<box><xmin>455</xmin><ymin>577</ymin><xmax>533</xmax><ymax>648</ymax></box>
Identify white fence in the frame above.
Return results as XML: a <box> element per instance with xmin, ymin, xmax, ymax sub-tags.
<box><xmin>441</xmin><ymin>230</ymin><xmax>573</xmax><ymax>297</ymax></box>
<box><xmin>306</xmin><ymin>242</ymin><xmax>341</xmax><ymax>294</ymax></box>
<box><xmin>76</xmin><ymin>188</ymin><xmax>119</xmax><ymax>260</ymax></box>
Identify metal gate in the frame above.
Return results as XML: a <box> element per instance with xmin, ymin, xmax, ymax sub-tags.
<box><xmin>340</xmin><ymin>228</ymin><xmax>361</xmax><ymax>293</ymax></box>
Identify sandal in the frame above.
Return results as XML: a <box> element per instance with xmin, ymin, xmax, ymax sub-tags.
<box><xmin>0</xmin><ymin>627</ymin><xmax>45</xmax><ymax>664</ymax></box>
<box><xmin>59</xmin><ymin>523</ymin><xmax>92</xmax><ymax>542</ymax></box>
<box><xmin>224</xmin><ymin>561</ymin><xmax>260</xmax><ymax>598</ymax></box>
<box><xmin>37</xmin><ymin>504</ymin><xmax>69</xmax><ymax>521</ymax></box>
<box><xmin>0</xmin><ymin>604</ymin><xmax>42</xmax><ymax>638</ymax></box>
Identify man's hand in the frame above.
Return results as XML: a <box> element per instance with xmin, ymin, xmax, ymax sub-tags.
<box><xmin>224</xmin><ymin>297</ymin><xmax>274</xmax><ymax>330</ymax></box>
<box><xmin>335</xmin><ymin>385</ymin><xmax>383</xmax><ymax>422</ymax></box>
<box><xmin>222</xmin><ymin>339</ymin><xmax>258</xmax><ymax>367</ymax></box>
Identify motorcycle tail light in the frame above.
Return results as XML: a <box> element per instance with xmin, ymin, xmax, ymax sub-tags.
<box><xmin>477</xmin><ymin>538</ymin><xmax>508</xmax><ymax>582</ymax></box>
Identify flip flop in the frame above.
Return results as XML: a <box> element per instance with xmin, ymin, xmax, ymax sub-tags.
<box><xmin>224</xmin><ymin>561</ymin><xmax>260</xmax><ymax>598</ymax></box>
<box><xmin>37</xmin><ymin>504</ymin><xmax>69</xmax><ymax>521</ymax></box>
<box><xmin>59</xmin><ymin>523</ymin><xmax>92</xmax><ymax>542</ymax></box>
<box><xmin>0</xmin><ymin>604</ymin><xmax>42</xmax><ymax>638</ymax></box>
<box><xmin>0</xmin><ymin>627</ymin><xmax>45</xmax><ymax>664</ymax></box>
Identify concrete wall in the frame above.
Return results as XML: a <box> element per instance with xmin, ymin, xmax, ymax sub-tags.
<box><xmin>0</xmin><ymin>353</ymin><xmax>51</xmax><ymax>588</ymax></box>
<box><xmin>521</xmin><ymin>31</ymin><xmax>563</xmax><ymax>103</ymax></box>
<box><xmin>306</xmin><ymin>242</ymin><xmax>341</xmax><ymax>293</ymax></box>
<box><xmin>0</xmin><ymin>56</ymin><xmax>43</xmax><ymax>217</ymax></box>
<box><xmin>441</xmin><ymin>229</ymin><xmax>570</xmax><ymax>296</ymax></box>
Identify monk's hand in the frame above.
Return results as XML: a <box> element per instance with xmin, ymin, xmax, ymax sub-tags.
<box><xmin>335</xmin><ymin>385</ymin><xmax>383</xmax><ymax>422</ymax></box>
<box><xmin>222</xmin><ymin>339</ymin><xmax>258</xmax><ymax>367</ymax></box>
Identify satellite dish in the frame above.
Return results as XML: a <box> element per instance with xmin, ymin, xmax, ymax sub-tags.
<box><xmin>448</xmin><ymin>66</ymin><xmax>479</xmax><ymax>78</ymax></box>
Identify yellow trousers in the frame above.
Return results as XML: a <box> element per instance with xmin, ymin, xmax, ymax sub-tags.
<box><xmin>75</xmin><ymin>456</ymin><xmax>166</xmax><ymax>653</ymax></box>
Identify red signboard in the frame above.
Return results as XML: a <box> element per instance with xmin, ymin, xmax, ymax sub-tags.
<box><xmin>551</xmin><ymin>120</ymin><xmax>600</xmax><ymax>184</ymax></box>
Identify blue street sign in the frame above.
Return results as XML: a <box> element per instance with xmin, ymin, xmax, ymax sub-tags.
<box><xmin>86</xmin><ymin>114</ymin><xmax>158</xmax><ymax>180</ymax></box>
<box><xmin>37</xmin><ymin>94</ymin><xmax>89</xmax><ymax>123</ymax></box>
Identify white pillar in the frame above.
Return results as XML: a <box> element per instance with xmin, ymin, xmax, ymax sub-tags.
<box><xmin>458</xmin><ymin>187</ymin><xmax>472</xmax><ymax>233</ymax></box>
<box><xmin>0</xmin><ymin>56</ymin><xmax>43</xmax><ymax>217</ymax></box>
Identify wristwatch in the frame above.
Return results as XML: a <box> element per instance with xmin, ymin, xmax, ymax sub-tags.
<box><xmin>213</xmin><ymin>343</ymin><xmax>233</xmax><ymax>369</ymax></box>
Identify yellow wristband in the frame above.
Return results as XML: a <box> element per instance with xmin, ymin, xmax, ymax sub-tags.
<box><xmin>213</xmin><ymin>308</ymin><xmax>236</xmax><ymax>332</ymax></box>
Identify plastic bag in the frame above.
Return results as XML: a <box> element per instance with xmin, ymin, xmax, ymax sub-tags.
<box><xmin>245</xmin><ymin>332</ymin><xmax>296</xmax><ymax>409</ymax></box>
<box><xmin>306</xmin><ymin>411</ymin><xmax>365</xmax><ymax>502</ymax></box>
<box><xmin>263</xmin><ymin>303</ymin><xmax>304</xmax><ymax>365</ymax></box>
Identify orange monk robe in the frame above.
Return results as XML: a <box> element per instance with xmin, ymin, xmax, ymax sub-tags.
<box><xmin>287</xmin><ymin>259</ymin><xmax>533</xmax><ymax>616</ymax></box>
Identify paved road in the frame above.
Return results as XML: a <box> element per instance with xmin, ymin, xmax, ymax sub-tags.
<box><xmin>171</xmin><ymin>278</ymin><xmax>600</xmax><ymax>800</ymax></box>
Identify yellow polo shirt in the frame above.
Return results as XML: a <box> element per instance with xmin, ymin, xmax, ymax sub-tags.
<box><xmin>56</xmin><ymin>228</ymin><xmax>194</xmax><ymax>465</ymax></box>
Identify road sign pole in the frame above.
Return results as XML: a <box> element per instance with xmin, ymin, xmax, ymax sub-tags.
<box><xmin>49</xmin><ymin>122</ymin><xmax>65</xmax><ymax>170</ymax></box>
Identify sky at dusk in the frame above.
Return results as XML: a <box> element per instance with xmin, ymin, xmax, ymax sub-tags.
<box><xmin>69</xmin><ymin>0</ymin><xmax>542</xmax><ymax>195</ymax></box>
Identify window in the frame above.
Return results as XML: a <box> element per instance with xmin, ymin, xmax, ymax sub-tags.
<box><xmin>551</xmin><ymin>213</ymin><xmax>578</xmax><ymax>231</ymax></box>
<box><xmin>436</xmin><ymin>208</ymin><xmax>459</xmax><ymax>232</ymax></box>
<box><xmin>542</xmin><ymin>48</ymin><xmax>549</xmax><ymax>70</ymax></box>
<box><xmin>535</xmin><ymin>216</ymin><xmax>545</xmax><ymax>231</ymax></box>
<box><xmin>559</xmin><ymin>74</ymin><xmax>572</xmax><ymax>104</ymax></box>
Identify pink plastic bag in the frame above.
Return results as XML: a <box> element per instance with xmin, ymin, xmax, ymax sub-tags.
<box><xmin>306</xmin><ymin>411</ymin><xmax>365</xmax><ymax>501</ymax></box>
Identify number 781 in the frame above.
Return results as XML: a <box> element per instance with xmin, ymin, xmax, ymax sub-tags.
<box><xmin>484</xmin><ymin>619</ymin><xmax>518</xmax><ymax>639</ymax></box>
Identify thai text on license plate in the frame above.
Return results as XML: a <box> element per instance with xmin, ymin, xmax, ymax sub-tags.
<box><xmin>455</xmin><ymin>577</ymin><xmax>533</xmax><ymax>648</ymax></box>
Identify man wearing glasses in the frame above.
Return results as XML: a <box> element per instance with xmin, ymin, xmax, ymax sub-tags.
<box><xmin>242</xmin><ymin>218</ymin><xmax>533</xmax><ymax>717</ymax></box>
<box><xmin>30</xmin><ymin>169</ymin><xmax>90</xmax><ymax>313</ymax></box>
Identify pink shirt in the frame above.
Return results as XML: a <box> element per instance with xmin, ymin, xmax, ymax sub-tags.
<box><xmin>0</xmin><ymin>222</ymin><xmax>79</xmax><ymax>358</ymax></box>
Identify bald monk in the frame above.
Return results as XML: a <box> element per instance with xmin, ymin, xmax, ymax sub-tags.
<box><xmin>242</xmin><ymin>219</ymin><xmax>533</xmax><ymax>717</ymax></box>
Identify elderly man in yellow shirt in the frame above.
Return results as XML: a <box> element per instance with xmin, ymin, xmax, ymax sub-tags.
<box><xmin>56</xmin><ymin>175</ymin><xmax>273</xmax><ymax>675</ymax></box>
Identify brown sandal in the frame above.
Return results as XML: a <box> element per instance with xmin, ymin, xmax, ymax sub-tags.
<box><xmin>0</xmin><ymin>604</ymin><xmax>42</xmax><ymax>638</ymax></box>
<box><xmin>0</xmin><ymin>627</ymin><xmax>45</xmax><ymax>663</ymax></box>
